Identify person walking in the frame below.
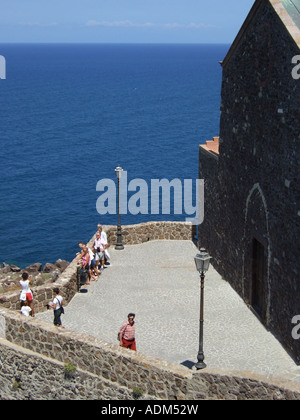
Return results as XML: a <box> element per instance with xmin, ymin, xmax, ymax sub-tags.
<box><xmin>49</xmin><ymin>288</ymin><xmax>65</xmax><ymax>328</ymax></box>
<box><xmin>119</xmin><ymin>313</ymin><xmax>136</xmax><ymax>351</ymax></box>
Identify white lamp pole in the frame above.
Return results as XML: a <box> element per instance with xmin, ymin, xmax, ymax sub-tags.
<box><xmin>115</xmin><ymin>165</ymin><xmax>124</xmax><ymax>250</ymax></box>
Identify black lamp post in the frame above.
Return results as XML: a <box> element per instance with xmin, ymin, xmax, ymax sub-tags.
<box><xmin>115</xmin><ymin>165</ymin><xmax>124</xmax><ymax>250</ymax></box>
<box><xmin>194</xmin><ymin>248</ymin><xmax>212</xmax><ymax>370</ymax></box>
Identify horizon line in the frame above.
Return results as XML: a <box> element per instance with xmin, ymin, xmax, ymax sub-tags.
<box><xmin>0</xmin><ymin>41</ymin><xmax>231</xmax><ymax>46</ymax></box>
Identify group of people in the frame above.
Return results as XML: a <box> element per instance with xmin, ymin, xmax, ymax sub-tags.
<box><xmin>76</xmin><ymin>224</ymin><xmax>110</xmax><ymax>285</ymax></box>
<box><xmin>16</xmin><ymin>223</ymin><xmax>137</xmax><ymax>350</ymax></box>
<box><xmin>19</xmin><ymin>271</ymin><xmax>65</xmax><ymax>328</ymax></box>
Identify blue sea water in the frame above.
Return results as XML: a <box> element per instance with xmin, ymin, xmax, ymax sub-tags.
<box><xmin>0</xmin><ymin>43</ymin><xmax>228</xmax><ymax>267</ymax></box>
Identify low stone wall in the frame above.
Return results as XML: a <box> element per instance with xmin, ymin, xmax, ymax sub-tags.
<box><xmin>0</xmin><ymin>338</ymin><xmax>136</xmax><ymax>401</ymax></box>
<box><xmin>0</xmin><ymin>308</ymin><xmax>299</xmax><ymax>400</ymax></box>
<box><xmin>102</xmin><ymin>221</ymin><xmax>196</xmax><ymax>246</ymax></box>
<box><xmin>0</xmin><ymin>261</ymin><xmax>79</xmax><ymax>314</ymax></box>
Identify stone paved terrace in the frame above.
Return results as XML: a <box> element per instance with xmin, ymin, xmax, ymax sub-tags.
<box><xmin>37</xmin><ymin>240</ymin><xmax>300</xmax><ymax>384</ymax></box>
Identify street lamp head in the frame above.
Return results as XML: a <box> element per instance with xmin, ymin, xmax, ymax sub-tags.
<box><xmin>194</xmin><ymin>248</ymin><xmax>212</xmax><ymax>274</ymax></box>
<box><xmin>115</xmin><ymin>165</ymin><xmax>123</xmax><ymax>180</ymax></box>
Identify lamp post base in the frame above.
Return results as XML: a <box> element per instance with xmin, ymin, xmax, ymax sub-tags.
<box><xmin>115</xmin><ymin>225</ymin><xmax>124</xmax><ymax>250</ymax></box>
<box><xmin>194</xmin><ymin>361</ymin><xmax>207</xmax><ymax>370</ymax></box>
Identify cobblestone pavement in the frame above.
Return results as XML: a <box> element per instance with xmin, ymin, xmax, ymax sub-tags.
<box><xmin>37</xmin><ymin>240</ymin><xmax>300</xmax><ymax>383</ymax></box>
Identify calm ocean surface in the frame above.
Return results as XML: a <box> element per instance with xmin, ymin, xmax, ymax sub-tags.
<box><xmin>0</xmin><ymin>43</ymin><xmax>228</xmax><ymax>267</ymax></box>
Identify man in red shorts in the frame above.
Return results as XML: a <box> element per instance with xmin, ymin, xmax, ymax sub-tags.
<box><xmin>119</xmin><ymin>313</ymin><xmax>136</xmax><ymax>351</ymax></box>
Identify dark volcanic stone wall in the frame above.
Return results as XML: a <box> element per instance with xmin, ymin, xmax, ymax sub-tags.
<box><xmin>199</xmin><ymin>0</ymin><xmax>300</xmax><ymax>363</ymax></box>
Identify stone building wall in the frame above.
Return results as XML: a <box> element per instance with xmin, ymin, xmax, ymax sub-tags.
<box><xmin>198</xmin><ymin>0</ymin><xmax>300</xmax><ymax>363</ymax></box>
<box><xmin>0</xmin><ymin>309</ymin><xmax>299</xmax><ymax>400</ymax></box>
<box><xmin>198</xmin><ymin>148</ymin><xmax>221</xmax><ymax>262</ymax></box>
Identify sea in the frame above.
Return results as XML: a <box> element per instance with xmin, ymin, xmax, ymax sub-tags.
<box><xmin>0</xmin><ymin>43</ymin><xmax>228</xmax><ymax>268</ymax></box>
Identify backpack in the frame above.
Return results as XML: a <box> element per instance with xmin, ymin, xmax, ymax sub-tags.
<box><xmin>56</xmin><ymin>296</ymin><xmax>64</xmax><ymax>314</ymax></box>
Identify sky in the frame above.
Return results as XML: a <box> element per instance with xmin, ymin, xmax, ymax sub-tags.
<box><xmin>0</xmin><ymin>0</ymin><xmax>256</xmax><ymax>44</ymax></box>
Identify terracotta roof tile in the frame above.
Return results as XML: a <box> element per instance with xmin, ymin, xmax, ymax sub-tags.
<box><xmin>200</xmin><ymin>136</ymin><xmax>220</xmax><ymax>157</ymax></box>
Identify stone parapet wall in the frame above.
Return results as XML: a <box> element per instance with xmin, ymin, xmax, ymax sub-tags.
<box><xmin>0</xmin><ymin>261</ymin><xmax>79</xmax><ymax>314</ymax></box>
<box><xmin>101</xmin><ymin>221</ymin><xmax>196</xmax><ymax>246</ymax></box>
<box><xmin>0</xmin><ymin>308</ymin><xmax>299</xmax><ymax>400</ymax></box>
<box><xmin>0</xmin><ymin>338</ymin><xmax>137</xmax><ymax>401</ymax></box>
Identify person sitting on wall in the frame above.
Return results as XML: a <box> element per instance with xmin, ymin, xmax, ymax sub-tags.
<box><xmin>20</xmin><ymin>300</ymin><xmax>32</xmax><ymax>317</ymax></box>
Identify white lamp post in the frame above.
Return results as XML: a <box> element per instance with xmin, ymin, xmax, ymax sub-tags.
<box><xmin>115</xmin><ymin>165</ymin><xmax>124</xmax><ymax>250</ymax></box>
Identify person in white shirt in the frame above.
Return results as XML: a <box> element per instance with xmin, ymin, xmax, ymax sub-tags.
<box><xmin>19</xmin><ymin>272</ymin><xmax>34</xmax><ymax>317</ymax></box>
<box><xmin>21</xmin><ymin>301</ymin><xmax>32</xmax><ymax>317</ymax></box>
<box><xmin>94</xmin><ymin>225</ymin><xmax>110</xmax><ymax>272</ymax></box>
<box><xmin>49</xmin><ymin>288</ymin><xmax>64</xmax><ymax>328</ymax></box>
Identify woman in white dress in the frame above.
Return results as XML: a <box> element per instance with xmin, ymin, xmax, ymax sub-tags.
<box><xmin>19</xmin><ymin>272</ymin><xmax>34</xmax><ymax>317</ymax></box>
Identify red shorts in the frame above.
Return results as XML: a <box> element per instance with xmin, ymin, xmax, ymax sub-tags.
<box><xmin>122</xmin><ymin>338</ymin><xmax>136</xmax><ymax>351</ymax></box>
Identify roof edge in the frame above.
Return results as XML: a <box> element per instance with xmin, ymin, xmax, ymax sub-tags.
<box><xmin>221</xmin><ymin>0</ymin><xmax>300</xmax><ymax>69</ymax></box>
<box><xmin>270</xmin><ymin>0</ymin><xmax>300</xmax><ymax>47</ymax></box>
<box><xmin>221</xmin><ymin>0</ymin><xmax>264</xmax><ymax>69</ymax></box>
